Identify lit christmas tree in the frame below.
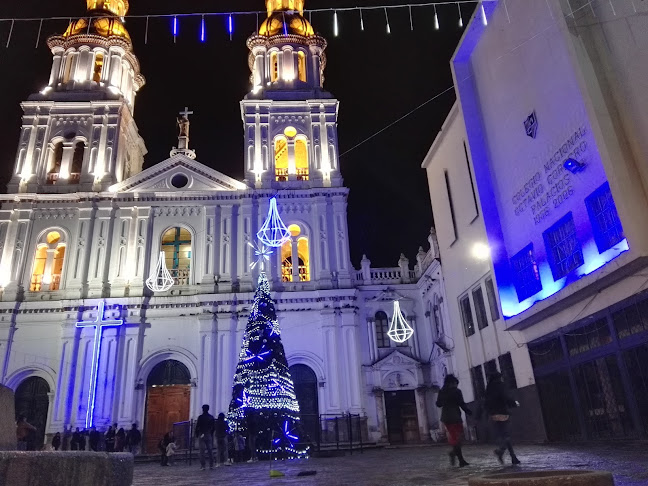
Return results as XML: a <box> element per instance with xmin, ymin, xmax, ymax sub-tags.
<box><xmin>227</xmin><ymin>272</ymin><xmax>308</xmax><ymax>459</ymax></box>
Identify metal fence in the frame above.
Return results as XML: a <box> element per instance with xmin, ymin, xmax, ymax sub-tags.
<box><xmin>172</xmin><ymin>420</ymin><xmax>194</xmax><ymax>465</ymax></box>
<box><xmin>298</xmin><ymin>413</ymin><xmax>367</xmax><ymax>454</ymax></box>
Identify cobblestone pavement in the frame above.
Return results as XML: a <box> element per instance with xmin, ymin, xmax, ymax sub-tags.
<box><xmin>132</xmin><ymin>443</ymin><xmax>648</xmax><ymax>486</ymax></box>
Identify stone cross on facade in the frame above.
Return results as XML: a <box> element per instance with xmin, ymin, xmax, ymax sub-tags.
<box><xmin>76</xmin><ymin>302</ymin><xmax>123</xmax><ymax>428</ymax></box>
<box><xmin>171</xmin><ymin>107</ymin><xmax>197</xmax><ymax>159</ymax></box>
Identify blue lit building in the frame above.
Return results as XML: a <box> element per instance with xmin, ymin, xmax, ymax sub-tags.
<box><xmin>423</xmin><ymin>0</ymin><xmax>648</xmax><ymax>441</ymax></box>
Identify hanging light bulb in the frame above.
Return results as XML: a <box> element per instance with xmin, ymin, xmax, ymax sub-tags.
<box><xmin>257</xmin><ymin>197</ymin><xmax>291</xmax><ymax>248</ymax></box>
<box><xmin>458</xmin><ymin>3</ymin><xmax>464</xmax><ymax>27</ymax></box>
<box><xmin>229</xmin><ymin>14</ymin><xmax>234</xmax><ymax>41</ymax></box>
<box><xmin>146</xmin><ymin>251</ymin><xmax>174</xmax><ymax>292</ymax></box>
<box><xmin>384</xmin><ymin>8</ymin><xmax>391</xmax><ymax>34</ymax></box>
<box><xmin>434</xmin><ymin>5</ymin><xmax>440</xmax><ymax>30</ymax></box>
<box><xmin>200</xmin><ymin>15</ymin><xmax>206</xmax><ymax>43</ymax></box>
<box><xmin>333</xmin><ymin>11</ymin><xmax>339</xmax><ymax>37</ymax></box>
<box><xmin>409</xmin><ymin>6</ymin><xmax>414</xmax><ymax>31</ymax></box>
<box><xmin>388</xmin><ymin>301</ymin><xmax>414</xmax><ymax>344</ymax></box>
<box><xmin>359</xmin><ymin>8</ymin><xmax>364</xmax><ymax>31</ymax></box>
<box><xmin>172</xmin><ymin>15</ymin><xmax>178</xmax><ymax>41</ymax></box>
<box><xmin>481</xmin><ymin>4</ymin><xmax>488</xmax><ymax>26</ymax></box>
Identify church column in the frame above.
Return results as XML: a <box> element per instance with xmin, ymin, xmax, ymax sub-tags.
<box><xmin>282</xmin><ymin>48</ymin><xmax>294</xmax><ymax>81</ymax></box>
<box><xmin>291</xmin><ymin>238</ymin><xmax>299</xmax><ymax>282</ymax></box>
<box><xmin>40</xmin><ymin>247</ymin><xmax>57</xmax><ymax>292</ymax></box>
<box><xmin>116</xmin><ymin>325</ymin><xmax>141</xmax><ymax>425</ymax></box>
<box><xmin>332</xmin><ymin>196</ymin><xmax>352</xmax><ymax>287</ymax></box>
<box><xmin>252</xmin><ymin>47</ymin><xmax>265</xmax><ymax>88</ymax></box>
<box><xmin>341</xmin><ymin>308</ymin><xmax>363</xmax><ymax>413</ymax></box>
<box><xmin>201</xmin><ymin>206</ymin><xmax>217</xmax><ymax>291</ymax></box>
<box><xmin>321</xmin><ymin>308</ymin><xmax>341</xmax><ymax>412</ymax></box>
<box><xmin>415</xmin><ymin>387</ymin><xmax>430</xmax><ymax>441</ymax></box>
<box><xmin>287</xmin><ymin>139</ymin><xmax>296</xmax><ymax>178</ymax></box>
<box><xmin>219</xmin><ymin>206</ymin><xmax>233</xmax><ymax>292</ymax></box>
<box><xmin>198</xmin><ymin>314</ymin><xmax>217</xmax><ymax>412</ymax></box>
<box><xmin>313</xmin><ymin>196</ymin><xmax>331</xmax><ymax>288</ymax></box>
<box><xmin>108</xmin><ymin>49</ymin><xmax>123</xmax><ymax>88</ymax></box>
<box><xmin>49</xmin><ymin>47</ymin><xmax>64</xmax><ymax>86</ymax></box>
<box><xmin>239</xmin><ymin>203</ymin><xmax>253</xmax><ymax>292</ymax></box>
<box><xmin>65</xmin><ymin>206</ymin><xmax>94</xmax><ymax>299</ymax></box>
<box><xmin>87</xmin><ymin>204</ymin><xmax>114</xmax><ymax>298</ymax></box>
<box><xmin>373</xmin><ymin>389</ymin><xmax>388</xmax><ymax>442</ymax></box>
<box><xmin>3</xmin><ymin>211</ymin><xmax>32</xmax><ymax>300</ymax></box>
<box><xmin>216</xmin><ymin>312</ymin><xmax>237</xmax><ymax>414</ymax></box>
<box><xmin>58</xmin><ymin>141</ymin><xmax>76</xmax><ymax>181</ymax></box>
<box><xmin>366</xmin><ymin>318</ymin><xmax>377</xmax><ymax>362</ymax></box>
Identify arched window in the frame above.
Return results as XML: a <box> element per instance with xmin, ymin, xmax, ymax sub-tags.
<box><xmin>93</xmin><ymin>52</ymin><xmax>104</xmax><ymax>83</ymax></box>
<box><xmin>30</xmin><ymin>230</ymin><xmax>66</xmax><ymax>292</ymax></box>
<box><xmin>297</xmin><ymin>51</ymin><xmax>307</xmax><ymax>82</ymax></box>
<box><xmin>295</xmin><ymin>138</ymin><xmax>309</xmax><ymax>180</ymax></box>
<box><xmin>281</xmin><ymin>224</ymin><xmax>310</xmax><ymax>282</ymax></box>
<box><xmin>375</xmin><ymin>311</ymin><xmax>390</xmax><ymax>348</ymax></box>
<box><xmin>70</xmin><ymin>141</ymin><xmax>84</xmax><ymax>183</ymax></box>
<box><xmin>47</xmin><ymin>142</ymin><xmax>64</xmax><ymax>185</ymax></box>
<box><xmin>161</xmin><ymin>227</ymin><xmax>192</xmax><ymax>285</ymax></box>
<box><xmin>275</xmin><ymin>136</ymin><xmax>288</xmax><ymax>181</ymax></box>
<box><xmin>270</xmin><ymin>52</ymin><xmax>279</xmax><ymax>82</ymax></box>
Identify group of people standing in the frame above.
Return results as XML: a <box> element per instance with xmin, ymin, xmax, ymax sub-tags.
<box><xmin>49</xmin><ymin>423</ymin><xmax>142</xmax><ymax>454</ymax></box>
<box><xmin>436</xmin><ymin>372</ymin><xmax>521</xmax><ymax>467</ymax></box>
<box><xmin>185</xmin><ymin>404</ymin><xmax>257</xmax><ymax>470</ymax></box>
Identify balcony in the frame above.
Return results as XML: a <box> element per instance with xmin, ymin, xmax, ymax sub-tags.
<box><xmin>46</xmin><ymin>173</ymin><xmax>80</xmax><ymax>185</ymax></box>
<box><xmin>296</xmin><ymin>168</ymin><xmax>309</xmax><ymax>181</ymax></box>
<box><xmin>169</xmin><ymin>268</ymin><xmax>190</xmax><ymax>286</ymax></box>
<box><xmin>29</xmin><ymin>274</ymin><xmax>61</xmax><ymax>292</ymax></box>
<box><xmin>275</xmin><ymin>168</ymin><xmax>288</xmax><ymax>182</ymax></box>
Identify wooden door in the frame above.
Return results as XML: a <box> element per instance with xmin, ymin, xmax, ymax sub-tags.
<box><xmin>145</xmin><ymin>386</ymin><xmax>190</xmax><ymax>453</ymax></box>
<box><xmin>385</xmin><ymin>390</ymin><xmax>420</xmax><ymax>444</ymax></box>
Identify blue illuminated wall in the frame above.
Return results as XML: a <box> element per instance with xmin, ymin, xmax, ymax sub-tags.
<box><xmin>453</xmin><ymin>0</ymin><xmax>629</xmax><ymax>320</ymax></box>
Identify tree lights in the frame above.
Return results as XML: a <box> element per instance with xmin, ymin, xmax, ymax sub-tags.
<box><xmin>227</xmin><ymin>272</ymin><xmax>309</xmax><ymax>459</ymax></box>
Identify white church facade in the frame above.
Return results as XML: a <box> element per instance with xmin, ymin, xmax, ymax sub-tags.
<box><xmin>0</xmin><ymin>0</ymin><xmax>453</xmax><ymax>451</ymax></box>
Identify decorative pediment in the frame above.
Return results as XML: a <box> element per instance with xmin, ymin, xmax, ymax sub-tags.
<box><xmin>372</xmin><ymin>350</ymin><xmax>421</xmax><ymax>371</ymax></box>
<box><xmin>109</xmin><ymin>154</ymin><xmax>248</xmax><ymax>193</ymax></box>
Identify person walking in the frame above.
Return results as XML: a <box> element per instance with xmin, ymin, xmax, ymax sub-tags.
<box><xmin>52</xmin><ymin>432</ymin><xmax>62</xmax><ymax>451</ymax></box>
<box><xmin>196</xmin><ymin>404</ymin><xmax>216</xmax><ymax>470</ymax></box>
<box><xmin>215</xmin><ymin>413</ymin><xmax>231</xmax><ymax>466</ymax></box>
<box><xmin>16</xmin><ymin>416</ymin><xmax>37</xmax><ymax>451</ymax></box>
<box><xmin>436</xmin><ymin>374</ymin><xmax>472</xmax><ymax>467</ymax></box>
<box><xmin>485</xmin><ymin>372</ymin><xmax>521</xmax><ymax>465</ymax></box>
<box><xmin>105</xmin><ymin>425</ymin><xmax>116</xmax><ymax>452</ymax></box>
<box><xmin>245</xmin><ymin>412</ymin><xmax>258</xmax><ymax>463</ymax></box>
<box><xmin>126</xmin><ymin>423</ymin><xmax>142</xmax><ymax>455</ymax></box>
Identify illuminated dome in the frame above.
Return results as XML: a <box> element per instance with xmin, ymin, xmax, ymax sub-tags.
<box><xmin>259</xmin><ymin>0</ymin><xmax>314</xmax><ymax>37</ymax></box>
<box><xmin>259</xmin><ymin>13</ymin><xmax>314</xmax><ymax>37</ymax></box>
<box><xmin>87</xmin><ymin>0</ymin><xmax>129</xmax><ymax>17</ymax></box>
<box><xmin>64</xmin><ymin>17</ymin><xmax>131</xmax><ymax>41</ymax></box>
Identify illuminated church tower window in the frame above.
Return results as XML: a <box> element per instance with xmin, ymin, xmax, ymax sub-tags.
<box><xmin>242</xmin><ymin>0</ymin><xmax>342</xmax><ymax>189</ymax></box>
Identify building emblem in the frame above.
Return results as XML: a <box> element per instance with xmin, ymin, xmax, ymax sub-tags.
<box><xmin>524</xmin><ymin>111</ymin><xmax>538</xmax><ymax>139</ymax></box>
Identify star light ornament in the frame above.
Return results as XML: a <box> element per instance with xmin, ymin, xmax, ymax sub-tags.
<box><xmin>248</xmin><ymin>241</ymin><xmax>274</xmax><ymax>270</ymax></box>
<box><xmin>257</xmin><ymin>197</ymin><xmax>291</xmax><ymax>248</ymax></box>
<box><xmin>146</xmin><ymin>251</ymin><xmax>174</xmax><ymax>292</ymax></box>
<box><xmin>388</xmin><ymin>300</ymin><xmax>414</xmax><ymax>343</ymax></box>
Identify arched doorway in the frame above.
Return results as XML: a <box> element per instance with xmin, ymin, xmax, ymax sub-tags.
<box><xmin>289</xmin><ymin>364</ymin><xmax>319</xmax><ymax>445</ymax></box>
<box><xmin>15</xmin><ymin>377</ymin><xmax>50</xmax><ymax>450</ymax></box>
<box><xmin>144</xmin><ymin>359</ymin><xmax>191</xmax><ymax>453</ymax></box>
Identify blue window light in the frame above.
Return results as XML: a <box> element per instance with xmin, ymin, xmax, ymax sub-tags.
<box><xmin>510</xmin><ymin>244</ymin><xmax>543</xmax><ymax>302</ymax></box>
<box><xmin>543</xmin><ymin>212</ymin><xmax>584</xmax><ymax>281</ymax></box>
<box><xmin>586</xmin><ymin>182</ymin><xmax>624</xmax><ymax>254</ymax></box>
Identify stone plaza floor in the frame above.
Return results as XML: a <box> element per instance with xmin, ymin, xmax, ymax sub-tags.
<box><xmin>132</xmin><ymin>443</ymin><xmax>648</xmax><ymax>486</ymax></box>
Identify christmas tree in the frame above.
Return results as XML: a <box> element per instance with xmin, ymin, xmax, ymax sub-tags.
<box><xmin>227</xmin><ymin>272</ymin><xmax>308</xmax><ymax>459</ymax></box>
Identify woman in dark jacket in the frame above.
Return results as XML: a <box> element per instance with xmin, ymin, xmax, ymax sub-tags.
<box><xmin>485</xmin><ymin>372</ymin><xmax>520</xmax><ymax>465</ymax></box>
<box><xmin>436</xmin><ymin>374</ymin><xmax>472</xmax><ymax>467</ymax></box>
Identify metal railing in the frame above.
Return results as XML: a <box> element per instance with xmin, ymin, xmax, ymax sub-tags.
<box><xmin>299</xmin><ymin>413</ymin><xmax>367</xmax><ymax>454</ymax></box>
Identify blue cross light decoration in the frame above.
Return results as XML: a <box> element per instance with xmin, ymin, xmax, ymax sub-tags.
<box><xmin>273</xmin><ymin>421</ymin><xmax>299</xmax><ymax>449</ymax></box>
<box><xmin>76</xmin><ymin>302</ymin><xmax>124</xmax><ymax>428</ymax></box>
<box><xmin>257</xmin><ymin>197</ymin><xmax>291</xmax><ymax>248</ymax></box>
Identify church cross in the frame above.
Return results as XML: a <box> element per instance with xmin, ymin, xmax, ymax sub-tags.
<box><xmin>76</xmin><ymin>301</ymin><xmax>124</xmax><ymax>428</ymax></box>
<box><xmin>179</xmin><ymin>106</ymin><xmax>194</xmax><ymax>119</ymax></box>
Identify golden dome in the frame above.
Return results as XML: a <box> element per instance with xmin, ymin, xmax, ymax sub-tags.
<box><xmin>64</xmin><ymin>17</ymin><xmax>131</xmax><ymax>41</ymax></box>
<box><xmin>86</xmin><ymin>0</ymin><xmax>129</xmax><ymax>17</ymax></box>
<box><xmin>259</xmin><ymin>12</ymin><xmax>314</xmax><ymax>37</ymax></box>
<box><xmin>266</xmin><ymin>0</ymin><xmax>305</xmax><ymax>16</ymax></box>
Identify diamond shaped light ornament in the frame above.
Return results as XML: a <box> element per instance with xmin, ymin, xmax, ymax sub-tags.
<box><xmin>146</xmin><ymin>251</ymin><xmax>174</xmax><ymax>292</ymax></box>
<box><xmin>388</xmin><ymin>301</ymin><xmax>414</xmax><ymax>343</ymax></box>
<box><xmin>257</xmin><ymin>197</ymin><xmax>291</xmax><ymax>248</ymax></box>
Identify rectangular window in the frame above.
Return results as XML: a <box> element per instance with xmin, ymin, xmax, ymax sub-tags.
<box><xmin>613</xmin><ymin>299</ymin><xmax>648</xmax><ymax>340</ymax></box>
<box><xmin>498</xmin><ymin>352</ymin><xmax>517</xmax><ymax>389</ymax></box>
<box><xmin>485</xmin><ymin>277</ymin><xmax>500</xmax><ymax>321</ymax></box>
<box><xmin>444</xmin><ymin>170</ymin><xmax>458</xmax><ymax>243</ymax></box>
<box><xmin>585</xmin><ymin>182</ymin><xmax>624</xmax><ymax>253</ymax></box>
<box><xmin>510</xmin><ymin>244</ymin><xmax>543</xmax><ymax>302</ymax></box>
<box><xmin>565</xmin><ymin>317</ymin><xmax>612</xmax><ymax>357</ymax></box>
<box><xmin>472</xmin><ymin>286</ymin><xmax>489</xmax><ymax>330</ymax></box>
<box><xmin>543</xmin><ymin>212</ymin><xmax>584</xmax><ymax>281</ymax></box>
<box><xmin>529</xmin><ymin>337</ymin><xmax>564</xmax><ymax>369</ymax></box>
<box><xmin>484</xmin><ymin>359</ymin><xmax>498</xmax><ymax>380</ymax></box>
<box><xmin>470</xmin><ymin>365</ymin><xmax>486</xmax><ymax>400</ymax></box>
<box><xmin>460</xmin><ymin>295</ymin><xmax>475</xmax><ymax>337</ymax></box>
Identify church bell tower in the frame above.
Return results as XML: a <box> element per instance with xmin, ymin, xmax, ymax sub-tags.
<box><xmin>8</xmin><ymin>0</ymin><xmax>147</xmax><ymax>194</ymax></box>
<box><xmin>242</xmin><ymin>0</ymin><xmax>342</xmax><ymax>189</ymax></box>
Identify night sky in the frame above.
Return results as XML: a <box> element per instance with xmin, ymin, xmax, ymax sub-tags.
<box><xmin>0</xmin><ymin>0</ymin><xmax>473</xmax><ymax>268</ymax></box>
